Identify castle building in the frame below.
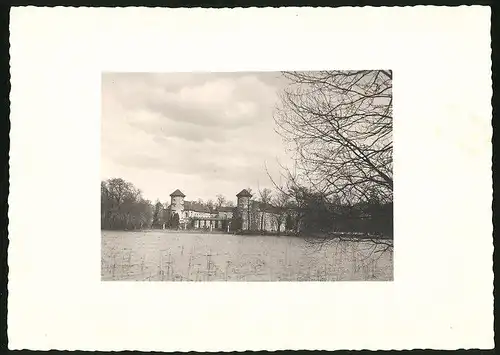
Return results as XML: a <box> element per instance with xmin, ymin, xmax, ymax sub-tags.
<box><xmin>167</xmin><ymin>188</ymin><xmax>287</xmax><ymax>233</ymax></box>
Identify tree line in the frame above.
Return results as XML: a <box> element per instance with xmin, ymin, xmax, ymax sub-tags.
<box><xmin>101</xmin><ymin>178</ymin><xmax>154</xmax><ymax>230</ymax></box>
<box><xmin>101</xmin><ymin>179</ymin><xmax>237</xmax><ymax>231</ymax></box>
<box><xmin>101</xmin><ymin>177</ymin><xmax>392</xmax><ymax>239</ymax></box>
<box><xmin>229</xmin><ymin>185</ymin><xmax>392</xmax><ymax>238</ymax></box>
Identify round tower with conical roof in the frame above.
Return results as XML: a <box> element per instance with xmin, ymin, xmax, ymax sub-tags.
<box><xmin>236</xmin><ymin>189</ymin><xmax>252</xmax><ymax>230</ymax></box>
<box><xmin>170</xmin><ymin>189</ymin><xmax>186</xmax><ymax>219</ymax></box>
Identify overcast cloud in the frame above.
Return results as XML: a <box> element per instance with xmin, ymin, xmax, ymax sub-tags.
<box><xmin>101</xmin><ymin>72</ymin><xmax>294</xmax><ymax>204</ymax></box>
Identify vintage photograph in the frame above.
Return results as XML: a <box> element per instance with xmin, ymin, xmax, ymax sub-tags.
<box><xmin>7</xmin><ymin>5</ymin><xmax>493</xmax><ymax>352</ymax></box>
<box><xmin>101</xmin><ymin>71</ymin><xmax>393</xmax><ymax>281</ymax></box>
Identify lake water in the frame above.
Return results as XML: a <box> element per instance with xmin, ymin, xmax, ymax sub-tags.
<box><xmin>101</xmin><ymin>230</ymin><xmax>393</xmax><ymax>281</ymax></box>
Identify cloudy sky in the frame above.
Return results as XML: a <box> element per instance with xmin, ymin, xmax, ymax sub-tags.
<box><xmin>101</xmin><ymin>72</ymin><xmax>294</xmax><ymax>204</ymax></box>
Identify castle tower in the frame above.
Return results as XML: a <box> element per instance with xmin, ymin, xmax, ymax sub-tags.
<box><xmin>170</xmin><ymin>189</ymin><xmax>186</xmax><ymax>218</ymax></box>
<box><xmin>236</xmin><ymin>189</ymin><xmax>252</xmax><ymax>230</ymax></box>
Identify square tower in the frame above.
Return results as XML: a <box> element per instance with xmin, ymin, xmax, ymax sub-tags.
<box><xmin>170</xmin><ymin>189</ymin><xmax>186</xmax><ymax>217</ymax></box>
<box><xmin>236</xmin><ymin>189</ymin><xmax>253</xmax><ymax>230</ymax></box>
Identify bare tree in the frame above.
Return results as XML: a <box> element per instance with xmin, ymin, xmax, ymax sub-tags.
<box><xmin>152</xmin><ymin>199</ymin><xmax>164</xmax><ymax>228</ymax></box>
<box><xmin>271</xmin><ymin>71</ymin><xmax>393</xmax><ymax>250</ymax></box>
<box><xmin>257</xmin><ymin>188</ymin><xmax>273</xmax><ymax>231</ymax></box>
<box><xmin>269</xmin><ymin>187</ymin><xmax>290</xmax><ymax>235</ymax></box>
<box><xmin>101</xmin><ymin>178</ymin><xmax>153</xmax><ymax>230</ymax></box>
<box><xmin>206</xmin><ymin>199</ymin><xmax>215</xmax><ymax>212</ymax></box>
<box><xmin>264</xmin><ymin>163</ymin><xmax>313</xmax><ymax>234</ymax></box>
<box><xmin>258</xmin><ymin>188</ymin><xmax>273</xmax><ymax>204</ymax></box>
<box><xmin>274</xmin><ymin>70</ymin><xmax>393</xmax><ymax>205</ymax></box>
<box><xmin>216</xmin><ymin>194</ymin><xmax>227</xmax><ymax>208</ymax></box>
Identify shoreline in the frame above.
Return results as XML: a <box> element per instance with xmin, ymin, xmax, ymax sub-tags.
<box><xmin>101</xmin><ymin>229</ymin><xmax>393</xmax><ymax>241</ymax></box>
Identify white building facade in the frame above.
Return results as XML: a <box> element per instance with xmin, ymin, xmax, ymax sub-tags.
<box><xmin>167</xmin><ymin>188</ymin><xmax>287</xmax><ymax>233</ymax></box>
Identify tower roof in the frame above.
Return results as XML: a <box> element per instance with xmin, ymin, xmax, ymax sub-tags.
<box><xmin>236</xmin><ymin>189</ymin><xmax>253</xmax><ymax>198</ymax></box>
<box><xmin>170</xmin><ymin>189</ymin><xmax>186</xmax><ymax>197</ymax></box>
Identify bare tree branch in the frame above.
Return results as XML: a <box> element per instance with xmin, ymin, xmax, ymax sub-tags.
<box><xmin>274</xmin><ymin>70</ymin><xmax>393</xmax><ymax>205</ymax></box>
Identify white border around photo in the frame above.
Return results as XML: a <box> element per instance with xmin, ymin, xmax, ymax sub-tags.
<box><xmin>8</xmin><ymin>6</ymin><xmax>493</xmax><ymax>351</ymax></box>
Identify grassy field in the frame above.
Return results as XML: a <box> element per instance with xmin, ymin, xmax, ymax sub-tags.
<box><xmin>101</xmin><ymin>230</ymin><xmax>393</xmax><ymax>281</ymax></box>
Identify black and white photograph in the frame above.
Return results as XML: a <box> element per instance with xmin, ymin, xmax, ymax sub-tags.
<box><xmin>8</xmin><ymin>6</ymin><xmax>493</xmax><ymax>352</ymax></box>
<box><xmin>101</xmin><ymin>71</ymin><xmax>394</xmax><ymax>281</ymax></box>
